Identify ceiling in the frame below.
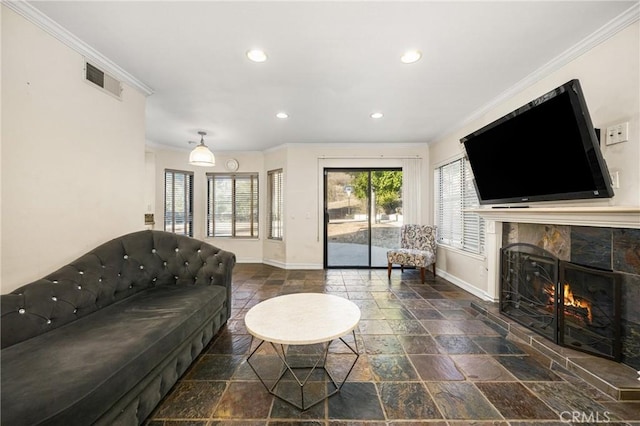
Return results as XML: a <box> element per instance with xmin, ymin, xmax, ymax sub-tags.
<box><xmin>28</xmin><ymin>1</ymin><xmax>636</xmax><ymax>152</ymax></box>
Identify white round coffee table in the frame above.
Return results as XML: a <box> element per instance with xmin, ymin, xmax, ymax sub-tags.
<box><xmin>244</xmin><ymin>293</ymin><xmax>361</xmax><ymax>410</ymax></box>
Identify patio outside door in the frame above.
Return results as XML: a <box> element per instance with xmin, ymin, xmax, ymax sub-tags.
<box><xmin>324</xmin><ymin>168</ymin><xmax>403</xmax><ymax>268</ymax></box>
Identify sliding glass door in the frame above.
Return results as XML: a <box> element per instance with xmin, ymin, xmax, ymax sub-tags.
<box><xmin>324</xmin><ymin>168</ymin><xmax>403</xmax><ymax>268</ymax></box>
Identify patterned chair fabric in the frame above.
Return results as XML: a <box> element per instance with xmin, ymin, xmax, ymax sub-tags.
<box><xmin>387</xmin><ymin>224</ymin><xmax>437</xmax><ymax>283</ymax></box>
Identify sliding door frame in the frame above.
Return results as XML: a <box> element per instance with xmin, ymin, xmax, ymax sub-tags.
<box><xmin>323</xmin><ymin>167</ymin><xmax>402</xmax><ymax>269</ymax></box>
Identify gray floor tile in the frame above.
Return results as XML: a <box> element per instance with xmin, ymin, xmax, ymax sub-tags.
<box><xmin>149</xmin><ymin>264</ymin><xmax>619</xmax><ymax>424</ymax></box>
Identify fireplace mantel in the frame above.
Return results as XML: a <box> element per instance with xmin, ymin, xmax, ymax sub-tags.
<box><xmin>472</xmin><ymin>205</ymin><xmax>640</xmax><ymax>302</ymax></box>
<box><xmin>470</xmin><ymin>206</ymin><xmax>640</xmax><ymax>229</ymax></box>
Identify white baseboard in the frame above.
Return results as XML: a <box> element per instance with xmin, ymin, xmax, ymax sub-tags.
<box><xmin>288</xmin><ymin>263</ymin><xmax>324</xmax><ymax>270</ymax></box>
<box><xmin>262</xmin><ymin>259</ymin><xmax>286</xmax><ymax>269</ymax></box>
<box><xmin>235</xmin><ymin>257</ymin><xmax>264</xmax><ymax>264</ymax></box>
<box><xmin>436</xmin><ymin>268</ymin><xmax>496</xmax><ymax>302</ymax></box>
<box><xmin>262</xmin><ymin>259</ymin><xmax>324</xmax><ymax>270</ymax></box>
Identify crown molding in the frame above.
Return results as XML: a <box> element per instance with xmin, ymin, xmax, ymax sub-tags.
<box><xmin>435</xmin><ymin>2</ymin><xmax>640</xmax><ymax>143</ymax></box>
<box><xmin>3</xmin><ymin>0</ymin><xmax>154</xmax><ymax>96</ymax></box>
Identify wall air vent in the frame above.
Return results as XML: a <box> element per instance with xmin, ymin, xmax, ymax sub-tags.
<box><xmin>84</xmin><ymin>61</ymin><xmax>122</xmax><ymax>100</ymax></box>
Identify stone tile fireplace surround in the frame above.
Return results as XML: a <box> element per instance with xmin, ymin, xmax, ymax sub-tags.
<box><xmin>474</xmin><ymin>206</ymin><xmax>640</xmax><ymax>400</ymax></box>
<box><xmin>502</xmin><ymin>223</ymin><xmax>638</xmax><ymax>369</ymax></box>
<box><xmin>500</xmin><ymin>242</ymin><xmax>623</xmax><ymax>362</ymax></box>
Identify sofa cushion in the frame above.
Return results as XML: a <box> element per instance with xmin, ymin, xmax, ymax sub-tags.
<box><xmin>1</xmin><ymin>284</ymin><xmax>226</xmax><ymax>426</ymax></box>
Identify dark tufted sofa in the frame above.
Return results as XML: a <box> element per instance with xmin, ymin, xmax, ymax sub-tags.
<box><xmin>1</xmin><ymin>230</ymin><xmax>235</xmax><ymax>425</ymax></box>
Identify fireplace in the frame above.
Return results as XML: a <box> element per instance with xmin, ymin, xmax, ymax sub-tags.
<box><xmin>501</xmin><ymin>243</ymin><xmax>621</xmax><ymax>361</ymax></box>
<box><xmin>559</xmin><ymin>262</ymin><xmax>621</xmax><ymax>360</ymax></box>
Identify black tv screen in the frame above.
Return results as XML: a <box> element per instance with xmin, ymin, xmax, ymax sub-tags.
<box><xmin>460</xmin><ymin>79</ymin><xmax>614</xmax><ymax>205</ymax></box>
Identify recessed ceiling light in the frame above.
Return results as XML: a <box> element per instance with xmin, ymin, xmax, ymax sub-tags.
<box><xmin>276</xmin><ymin>112</ymin><xmax>289</xmax><ymax>119</ymax></box>
<box><xmin>401</xmin><ymin>50</ymin><xmax>422</xmax><ymax>64</ymax></box>
<box><xmin>370</xmin><ymin>112</ymin><xmax>383</xmax><ymax>119</ymax></box>
<box><xmin>246</xmin><ymin>49</ymin><xmax>267</xmax><ymax>63</ymax></box>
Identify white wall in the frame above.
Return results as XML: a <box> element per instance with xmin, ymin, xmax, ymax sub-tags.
<box><xmin>150</xmin><ymin>147</ymin><xmax>266</xmax><ymax>263</ymax></box>
<box><xmin>1</xmin><ymin>6</ymin><xmax>147</xmax><ymax>293</ymax></box>
<box><xmin>149</xmin><ymin>143</ymin><xmax>430</xmax><ymax>267</ymax></box>
<box><xmin>429</xmin><ymin>21</ymin><xmax>640</xmax><ymax>299</ymax></box>
<box><xmin>263</xmin><ymin>146</ymin><xmax>287</xmax><ymax>267</ymax></box>
<box><xmin>286</xmin><ymin>144</ymin><xmax>430</xmax><ymax>268</ymax></box>
<box><xmin>1</xmin><ymin>4</ymin><xmax>4</xmax><ymax>289</ymax></box>
<box><xmin>144</xmin><ymin>152</ymin><xmax>156</xmax><ymax>216</ymax></box>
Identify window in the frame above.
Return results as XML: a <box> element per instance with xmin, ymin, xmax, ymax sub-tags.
<box><xmin>267</xmin><ymin>169</ymin><xmax>283</xmax><ymax>240</ymax></box>
<box><xmin>435</xmin><ymin>158</ymin><xmax>485</xmax><ymax>254</ymax></box>
<box><xmin>207</xmin><ymin>173</ymin><xmax>259</xmax><ymax>238</ymax></box>
<box><xmin>164</xmin><ymin>169</ymin><xmax>194</xmax><ymax>237</ymax></box>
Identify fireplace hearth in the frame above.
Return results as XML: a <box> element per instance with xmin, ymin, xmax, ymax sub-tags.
<box><xmin>501</xmin><ymin>243</ymin><xmax>621</xmax><ymax>361</ymax></box>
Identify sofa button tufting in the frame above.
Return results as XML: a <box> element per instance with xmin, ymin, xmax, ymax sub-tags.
<box><xmin>163</xmin><ymin>262</ymin><xmax>167</xmax><ymax>266</ymax></box>
<box><xmin>175</xmin><ymin>248</ymin><xmax>179</xmax><ymax>252</ymax></box>
<box><xmin>2</xmin><ymin>234</ymin><xmax>233</xmax><ymax>422</ymax></box>
<box><xmin>152</xmin><ymin>249</ymin><xmax>157</xmax><ymax>254</ymax></box>
<box><xmin>124</xmin><ymin>255</ymin><xmax>129</xmax><ymax>259</ymax></box>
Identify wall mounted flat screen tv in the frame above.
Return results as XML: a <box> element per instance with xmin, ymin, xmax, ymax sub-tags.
<box><xmin>460</xmin><ymin>79</ymin><xmax>614</xmax><ymax>205</ymax></box>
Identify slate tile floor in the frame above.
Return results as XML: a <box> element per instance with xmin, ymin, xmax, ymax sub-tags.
<box><xmin>147</xmin><ymin>264</ymin><xmax>640</xmax><ymax>425</ymax></box>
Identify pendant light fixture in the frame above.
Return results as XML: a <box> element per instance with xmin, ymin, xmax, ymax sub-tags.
<box><xmin>189</xmin><ymin>131</ymin><xmax>215</xmax><ymax>167</ymax></box>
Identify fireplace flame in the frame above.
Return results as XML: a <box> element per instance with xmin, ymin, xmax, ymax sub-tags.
<box><xmin>544</xmin><ymin>283</ymin><xmax>593</xmax><ymax>325</ymax></box>
<box><xmin>563</xmin><ymin>283</ymin><xmax>593</xmax><ymax>324</ymax></box>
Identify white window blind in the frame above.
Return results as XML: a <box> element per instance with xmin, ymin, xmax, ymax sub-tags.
<box><xmin>207</xmin><ymin>173</ymin><xmax>259</xmax><ymax>238</ymax></box>
<box><xmin>436</xmin><ymin>158</ymin><xmax>484</xmax><ymax>254</ymax></box>
<box><xmin>267</xmin><ymin>169</ymin><xmax>283</xmax><ymax>240</ymax></box>
<box><xmin>436</xmin><ymin>160</ymin><xmax>463</xmax><ymax>248</ymax></box>
<box><xmin>164</xmin><ymin>169</ymin><xmax>194</xmax><ymax>237</ymax></box>
<box><xmin>462</xmin><ymin>159</ymin><xmax>485</xmax><ymax>254</ymax></box>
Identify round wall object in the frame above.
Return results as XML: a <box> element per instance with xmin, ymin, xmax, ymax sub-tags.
<box><xmin>225</xmin><ymin>158</ymin><xmax>239</xmax><ymax>171</ymax></box>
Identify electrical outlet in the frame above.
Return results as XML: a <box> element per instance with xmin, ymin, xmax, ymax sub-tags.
<box><xmin>606</xmin><ymin>122</ymin><xmax>629</xmax><ymax>145</ymax></box>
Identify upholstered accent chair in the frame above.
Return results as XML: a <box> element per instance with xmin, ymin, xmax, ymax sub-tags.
<box><xmin>387</xmin><ymin>224</ymin><xmax>437</xmax><ymax>283</ymax></box>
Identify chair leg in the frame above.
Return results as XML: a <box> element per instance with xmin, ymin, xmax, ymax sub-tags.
<box><xmin>420</xmin><ymin>267</ymin><xmax>425</xmax><ymax>284</ymax></box>
<box><xmin>400</xmin><ymin>265</ymin><xmax>404</xmax><ymax>273</ymax></box>
<box><xmin>432</xmin><ymin>263</ymin><xmax>436</xmax><ymax>277</ymax></box>
<box><xmin>387</xmin><ymin>262</ymin><xmax>392</xmax><ymax>280</ymax></box>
